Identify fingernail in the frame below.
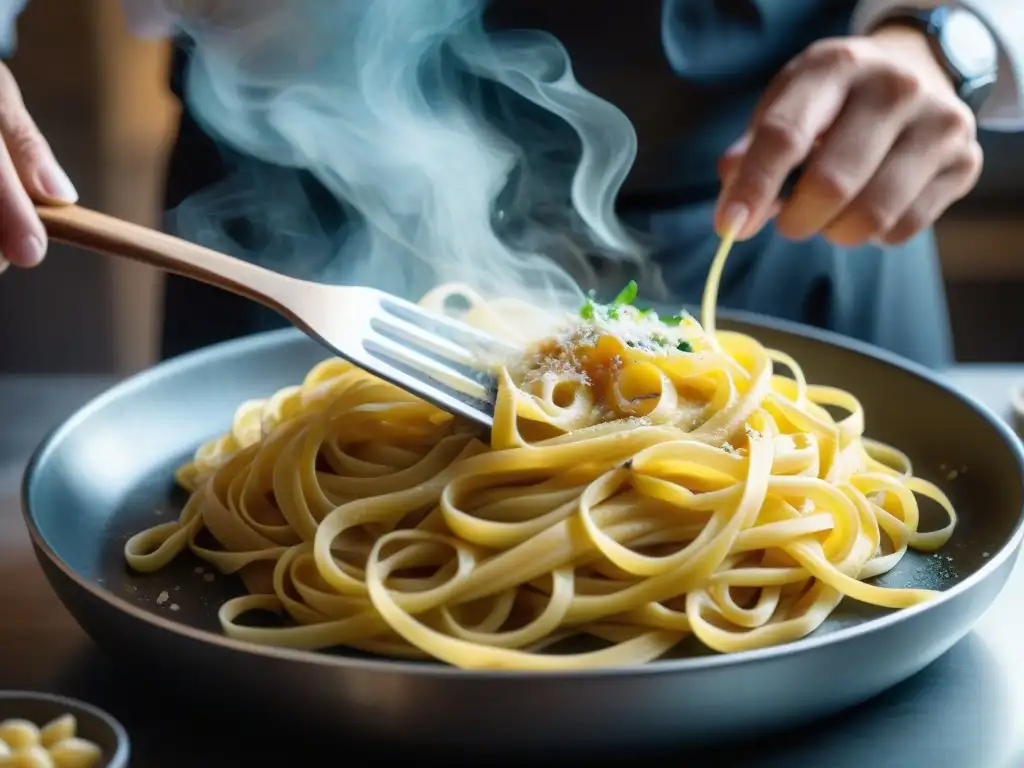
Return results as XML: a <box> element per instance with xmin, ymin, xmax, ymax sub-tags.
<box><xmin>38</xmin><ymin>163</ymin><xmax>78</xmax><ymax>203</ymax></box>
<box><xmin>9</xmin><ymin>234</ymin><xmax>45</xmax><ymax>267</ymax></box>
<box><xmin>725</xmin><ymin>132</ymin><xmax>751</xmax><ymax>156</ymax></box>
<box><xmin>718</xmin><ymin>202</ymin><xmax>750</xmax><ymax>237</ymax></box>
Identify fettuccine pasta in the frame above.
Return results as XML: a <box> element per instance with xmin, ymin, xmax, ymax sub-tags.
<box><xmin>125</xmin><ymin>238</ymin><xmax>957</xmax><ymax>669</ymax></box>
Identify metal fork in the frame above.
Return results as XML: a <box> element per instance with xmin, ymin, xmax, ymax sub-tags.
<box><xmin>37</xmin><ymin>204</ymin><xmax>520</xmax><ymax>428</ymax></box>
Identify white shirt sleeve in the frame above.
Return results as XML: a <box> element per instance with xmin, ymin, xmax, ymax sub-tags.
<box><xmin>119</xmin><ymin>0</ymin><xmax>175</xmax><ymax>39</ymax></box>
<box><xmin>0</xmin><ymin>1</ymin><xmax>172</xmax><ymax>55</ymax></box>
<box><xmin>0</xmin><ymin>0</ymin><xmax>27</xmax><ymax>57</ymax></box>
<box><xmin>852</xmin><ymin>0</ymin><xmax>1024</xmax><ymax>132</ymax></box>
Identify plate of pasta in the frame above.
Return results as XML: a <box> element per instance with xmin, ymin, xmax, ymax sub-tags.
<box><xmin>21</xmin><ymin>275</ymin><xmax>1024</xmax><ymax>753</ymax></box>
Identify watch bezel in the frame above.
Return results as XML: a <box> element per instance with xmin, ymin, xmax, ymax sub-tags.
<box><xmin>874</xmin><ymin>6</ymin><xmax>998</xmax><ymax>114</ymax></box>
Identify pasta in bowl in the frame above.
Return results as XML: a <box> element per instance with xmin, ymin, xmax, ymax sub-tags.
<box><xmin>123</xmin><ymin>280</ymin><xmax>956</xmax><ymax>670</ymax></box>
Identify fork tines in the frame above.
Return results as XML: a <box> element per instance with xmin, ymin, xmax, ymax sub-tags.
<box><xmin>358</xmin><ymin>292</ymin><xmax>521</xmax><ymax>428</ymax></box>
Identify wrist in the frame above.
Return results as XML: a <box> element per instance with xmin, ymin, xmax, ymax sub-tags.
<box><xmin>865</xmin><ymin>6</ymin><xmax>998</xmax><ymax>114</ymax></box>
<box><xmin>870</xmin><ymin>22</ymin><xmax>959</xmax><ymax>91</ymax></box>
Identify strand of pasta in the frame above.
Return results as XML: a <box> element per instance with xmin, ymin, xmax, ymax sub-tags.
<box><xmin>124</xmin><ymin>228</ymin><xmax>958</xmax><ymax>668</ymax></box>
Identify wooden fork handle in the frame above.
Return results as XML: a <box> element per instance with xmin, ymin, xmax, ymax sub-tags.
<box><xmin>37</xmin><ymin>204</ymin><xmax>299</xmax><ymax>312</ymax></box>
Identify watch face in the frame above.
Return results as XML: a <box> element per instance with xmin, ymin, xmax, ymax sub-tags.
<box><xmin>940</xmin><ymin>8</ymin><xmax>998</xmax><ymax>79</ymax></box>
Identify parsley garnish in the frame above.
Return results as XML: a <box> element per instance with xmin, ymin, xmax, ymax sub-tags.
<box><xmin>576</xmin><ymin>283</ymin><xmax>694</xmax><ymax>354</ymax></box>
<box><xmin>578</xmin><ymin>281</ymin><xmax>636</xmax><ymax>321</ymax></box>
<box><xmin>612</xmin><ymin>280</ymin><xmax>638</xmax><ymax>306</ymax></box>
<box><xmin>663</xmin><ymin>310</ymin><xmax>692</xmax><ymax>327</ymax></box>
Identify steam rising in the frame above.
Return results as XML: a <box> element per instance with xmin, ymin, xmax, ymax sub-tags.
<box><xmin>164</xmin><ymin>0</ymin><xmax>654</xmax><ymax>311</ymax></box>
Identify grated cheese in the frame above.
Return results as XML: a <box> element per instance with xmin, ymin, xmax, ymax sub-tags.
<box><xmin>512</xmin><ymin>304</ymin><xmax>707</xmax><ymax>386</ymax></box>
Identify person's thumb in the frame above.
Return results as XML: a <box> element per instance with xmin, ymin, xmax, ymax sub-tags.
<box><xmin>0</xmin><ymin>97</ymin><xmax>77</xmax><ymax>206</ymax></box>
<box><xmin>0</xmin><ymin>63</ymin><xmax>76</xmax><ymax>272</ymax></box>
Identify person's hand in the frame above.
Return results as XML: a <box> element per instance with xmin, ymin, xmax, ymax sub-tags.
<box><xmin>715</xmin><ymin>24</ymin><xmax>984</xmax><ymax>246</ymax></box>
<box><xmin>0</xmin><ymin>61</ymin><xmax>77</xmax><ymax>274</ymax></box>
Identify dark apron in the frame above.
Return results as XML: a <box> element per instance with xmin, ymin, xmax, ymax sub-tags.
<box><xmin>160</xmin><ymin>0</ymin><xmax>953</xmax><ymax>368</ymax></box>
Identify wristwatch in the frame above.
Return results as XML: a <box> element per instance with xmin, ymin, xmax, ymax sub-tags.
<box><xmin>873</xmin><ymin>6</ymin><xmax>999</xmax><ymax>114</ymax></box>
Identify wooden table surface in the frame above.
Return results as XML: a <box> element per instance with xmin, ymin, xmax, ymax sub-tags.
<box><xmin>3</xmin><ymin>369</ymin><xmax>1024</xmax><ymax>767</ymax></box>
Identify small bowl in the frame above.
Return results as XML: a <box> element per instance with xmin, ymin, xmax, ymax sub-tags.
<box><xmin>0</xmin><ymin>691</ymin><xmax>129</xmax><ymax>767</ymax></box>
<box><xmin>1012</xmin><ymin>383</ymin><xmax>1024</xmax><ymax>439</ymax></box>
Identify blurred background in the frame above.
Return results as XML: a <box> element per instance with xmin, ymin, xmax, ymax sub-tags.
<box><xmin>0</xmin><ymin>0</ymin><xmax>1022</xmax><ymax>375</ymax></box>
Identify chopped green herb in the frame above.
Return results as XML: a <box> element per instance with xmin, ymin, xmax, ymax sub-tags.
<box><xmin>664</xmin><ymin>309</ymin><xmax>694</xmax><ymax>326</ymax></box>
<box><xmin>577</xmin><ymin>280</ymin><xmax>671</xmax><ymax>331</ymax></box>
<box><xmin>676</xmin><ymin>340</ymin><xmax>693</xmax><ymax>353</ymax></box>
<box><xmin>612</xmin><ymin>280</ymin><xmax>638</xmax><ymax>306</ymax></box>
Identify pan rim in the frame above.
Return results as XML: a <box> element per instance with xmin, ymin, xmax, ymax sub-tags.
<box><xmin>21</xmin><ymin>309</ymin><xmax>1024</xmax><ymax>681</ymax></box>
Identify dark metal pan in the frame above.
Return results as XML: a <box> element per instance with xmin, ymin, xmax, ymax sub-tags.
<box><xmin>20</xmin><ymin>310</ymin><xmax>1024</xmax><ymax>754</ymax></box>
